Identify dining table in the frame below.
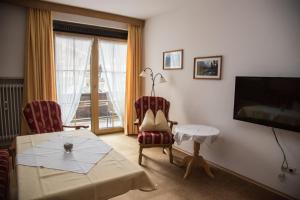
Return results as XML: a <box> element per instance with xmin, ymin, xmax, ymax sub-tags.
<box><xmin>16</xmin><ymin>129</ymin><xmax>155</xmax><ymax>200</ymax></box>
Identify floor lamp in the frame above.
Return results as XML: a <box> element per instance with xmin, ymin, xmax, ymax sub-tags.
<box><xmin>139</xmin><ymin>67</ymin><xmax>167</xmax><ymax>96</ymax></box>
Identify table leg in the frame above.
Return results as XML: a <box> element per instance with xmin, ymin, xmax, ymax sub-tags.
<box><xmin>198</xmin><ymin>155</ymin><xmax>214</xmax><ymax>178</ymax></box>
<box><xmin>181</xmin><ymin>141</ymin><xmax>214</xmax><ymax>179</ymax></box>
<box><xmin>184</xmin><ymin>157</ymin><xmax>194</xmax><ymax>179</ymax></box>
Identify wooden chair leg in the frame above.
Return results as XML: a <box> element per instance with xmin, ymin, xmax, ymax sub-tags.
<box><xmin>162</xmin><ymin>147</ymin><xmax>166</xmax><ymax>154</ymax></box>
<box><xmin>169</xmin><ymin>145</ymin><xmax>173</xmax><ymax>164</ymax></box>
<box><xmin>138</xmin><ymin>145</ymin><xmax>143</xmax><ymax>165</ymax></box>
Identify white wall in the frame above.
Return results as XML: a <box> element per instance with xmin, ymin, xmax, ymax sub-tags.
<box><xmin>144</xmin><ymin>0</ymin><xmax>300</xmax><ymax>198</ymax></box>
<box><xmin>0</xmin><ymin>3</ymin><xmax>26</xmax><ymax>77</ymax></box>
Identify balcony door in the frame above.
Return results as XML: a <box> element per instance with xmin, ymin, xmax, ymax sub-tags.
<box><xmin>55</xmin><ymin>33</ymin><xmax>127</xmax><ymax>134</ymax></box>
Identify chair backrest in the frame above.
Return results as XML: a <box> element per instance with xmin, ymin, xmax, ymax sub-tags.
<box><xmin>135</xmin><ymin>96</ymin><xmax>170</xmax><ymax>124</ymax></box>
<box><xmin>23</xmin><ymin>101</ymin><xmax>64</xmax><ymax>134</ymax></box>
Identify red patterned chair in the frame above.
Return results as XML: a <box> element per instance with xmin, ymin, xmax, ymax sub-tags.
<box><xmin>0</xmin><ymin>149</ymin><xmax>10</xmax><ymax>200</ymax></box>
<box><xmin>134</xmin><ymin>96</ymin><xmax>178</xmax><ymax>165</ymax></box>
<box><xmin>23</xmin><ymin>100</ymin><xmax>88</xmax><ymax>134</ymax></box>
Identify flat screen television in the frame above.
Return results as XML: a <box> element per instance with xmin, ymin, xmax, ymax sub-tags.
<box><xmin>233</xmin><ymin>77</ymin><xmax>300</xmax><ymax>132</ymax></box>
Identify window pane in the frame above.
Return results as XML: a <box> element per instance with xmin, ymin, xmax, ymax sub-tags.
<box><xmin>55</xmin><ymin>34</ymin><xmax>93</xmax><ymax>126</ymax></box>
<box><xmin>98</xmin><ymin>40</ymin><xmax>127</xmax><ymax>129</ymax></box>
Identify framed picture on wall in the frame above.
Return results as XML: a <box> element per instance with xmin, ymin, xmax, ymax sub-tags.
<box><xmin>193</xmin><ymin>55</ymin><xmax>222</xmax><ymax>79</ymax></box>
<box><xmin>163</xmin><ymin>49</ymin><xmax>183</xmax><ymax>70</ymax></box>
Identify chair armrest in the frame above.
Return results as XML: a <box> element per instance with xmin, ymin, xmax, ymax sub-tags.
<box><xmin>134</xmin><ymin>119</ymin><xmax>140</xmax><ymax>132</ymax></box>
<box><xmin>134</xmin><ymin>119</ymin><xmax>139</xmax><ymax>125</ymax></box>
<box><xmin>167</xmin><ymin>120</ymin><xmax>178</xmax><ymax>125</ymax></box>
<box><xmin>63</xmin><ymin>125</ymin><xmax>89</xmax><ymax>130</ymax></box>
<box><xmin>167</xmin><ymin>120</ymin><xmax>178</xmax><ymax>131</ymax></box>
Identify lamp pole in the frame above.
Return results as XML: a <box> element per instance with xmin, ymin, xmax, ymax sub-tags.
<box><xmin>152</xmin><ymin>73</ymin><xmax>164</xmax><ymax>96</ymax></box>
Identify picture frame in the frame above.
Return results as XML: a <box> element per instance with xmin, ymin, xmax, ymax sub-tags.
<box><xmin>163</xmin><ymin>49</ymin><xmax>183</xmax><ymax>70</ymax></box>
<box><xmin>193</xmin><ymin>55</ymin><xmax>222</xmax><ymax>79</ymax></box>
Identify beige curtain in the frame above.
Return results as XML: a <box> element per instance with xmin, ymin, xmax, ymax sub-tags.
<box><xmin>22</xmin><ymin>8</ymin><xmax>56</xmax><ymax>134</ymax></box>
<box><xmin>124</xmin><ymin>24</ymin><xmax>142</xmax><ymax>135</ymax></box>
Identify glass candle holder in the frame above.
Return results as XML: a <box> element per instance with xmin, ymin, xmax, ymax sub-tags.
<box><xmin>64</xmin><ymin>143</ymin><xmax>73</xmax><ymax>153</ymax></box>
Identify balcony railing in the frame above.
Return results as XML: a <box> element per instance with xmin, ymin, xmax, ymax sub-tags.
<box><xmin>71</xmin><ymin>92</ymin><xmax>121</xmax><ymax>128</ymax></box>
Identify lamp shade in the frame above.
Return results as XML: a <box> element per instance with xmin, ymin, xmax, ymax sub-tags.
<box><xmin>139</xmin><ymin>70</ymin><xmax>148</xmax><ymax>77</ymax></box>
<box><xmin>159</xmin><ymin>75</ymin><xmax>167</xmax><ymax>83</ymax></box>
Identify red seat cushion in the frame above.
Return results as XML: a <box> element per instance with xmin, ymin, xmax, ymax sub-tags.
<box><xmin>138</xmin><ymin>131</ymin><xmax>174</xmax><ymax>145</ymax></box>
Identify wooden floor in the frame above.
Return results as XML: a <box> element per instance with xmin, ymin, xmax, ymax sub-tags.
<box><xmin>100</xmin><ymin>133</ymin><xmax>288</xmax><ymax>200</ymax></box>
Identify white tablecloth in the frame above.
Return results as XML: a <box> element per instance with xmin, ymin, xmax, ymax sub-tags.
<box><xmin>174</xmin><ymin>124</ymin><xmax>220</xmax><ymax>145</ymax></box>
<box><xmin>17</xmin><ymin>132</ymin><xmax>111</xmax><ymax>174</ymax></box>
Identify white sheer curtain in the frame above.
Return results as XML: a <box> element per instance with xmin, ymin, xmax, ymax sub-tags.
<box><xmin>99</xmin><ymin>40</ymin><xmax>127</xmax><ymax>126</ymax></box>
<box><xmin>55</xmin><ymin>35</ymin><xmax>93</xmax><ymax>124</ymax></box>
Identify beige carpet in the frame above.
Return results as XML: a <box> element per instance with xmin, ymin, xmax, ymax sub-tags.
<box><xmin>99</xmin><ymin>133</ymin><xmax>287</xmax><ymax>200</ymax></box>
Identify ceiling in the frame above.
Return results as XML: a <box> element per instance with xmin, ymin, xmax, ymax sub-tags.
<box><xmin>44</xmin><ymin>0</ymin><xmax>186</xmax><ymax>19</ymax></box>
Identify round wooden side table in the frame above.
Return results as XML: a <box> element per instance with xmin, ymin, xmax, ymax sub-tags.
<box><xmin>174</xmin><ymin>124</ymin><xmax>220</xmax><ymax>179</ymax></box>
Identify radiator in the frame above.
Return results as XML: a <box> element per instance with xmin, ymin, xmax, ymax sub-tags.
<box><xmin>0</xmin><ymin>78</ymin><xmax>23</xmax><ymax>147</ymax></box>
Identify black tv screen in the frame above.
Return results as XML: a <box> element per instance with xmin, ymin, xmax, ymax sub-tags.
<box><xmin>233</xmin><ymin>77</ymin><xmax>300</xmax><ymax>132</ymax></box>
